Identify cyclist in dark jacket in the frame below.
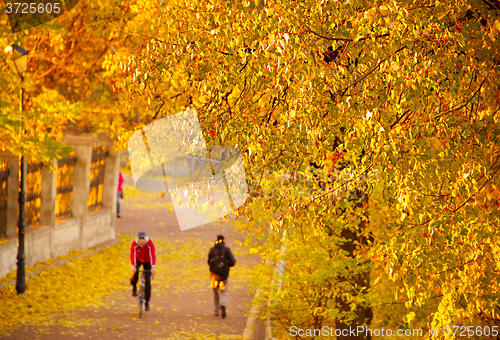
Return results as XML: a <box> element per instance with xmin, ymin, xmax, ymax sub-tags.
<box><xmin>208</xmin><ymin>235</ymin><xmax>236</xmax><ymax>318</ymax></box>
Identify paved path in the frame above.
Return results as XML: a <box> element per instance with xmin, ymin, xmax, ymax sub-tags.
<box><xmin>1</xmin><ymin>172</ymin><xmax>258</xmax><ymax>340</ymax></box>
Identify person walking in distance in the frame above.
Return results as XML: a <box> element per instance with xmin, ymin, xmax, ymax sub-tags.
<box><xmin>208</xmin><ymin>235</ymin><xmax>236</xmax><ymax>318</ymax></box>
<box><xmin>131</xmin><ymin>231</ymin><xmax>157</xmax><ymax>311</ymax></box>
<box><xmin>117</xmin><ymin>171</ymin><xmax>124</xmax><ymax>218</ymax></box>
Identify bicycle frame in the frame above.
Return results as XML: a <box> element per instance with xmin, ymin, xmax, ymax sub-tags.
<box><xmin>136</xmin><ymin>269</ymin><xmax>151</xmax><ymax>318</ymax></box>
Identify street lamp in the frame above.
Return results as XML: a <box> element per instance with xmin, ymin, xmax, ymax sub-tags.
<box><xmin>5</xmin><ymin>44</ymin><xmax>28</xmax><ymax>75</ymax></box>
<box><xmin>5</xmin><ymin>43</ymin><xmax>29</xmax><ymax>295</ymax></box>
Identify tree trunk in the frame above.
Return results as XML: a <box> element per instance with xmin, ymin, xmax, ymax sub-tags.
<box><xmin>335</xmin><ymin>189</ymin><xmax>373</xmax><ymax>340</ymax></box>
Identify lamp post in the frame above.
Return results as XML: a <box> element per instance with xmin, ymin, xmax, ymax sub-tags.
<box><xmin>5</xmin><ymin>43</ymin><xmax>29</xmax><ymax>295</ymax></box>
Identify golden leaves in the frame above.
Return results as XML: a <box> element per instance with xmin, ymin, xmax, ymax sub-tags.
<box><xmin>0</xmin><ymin>235</ymin><xmax>132</xmax><ymax>334</ymax></box>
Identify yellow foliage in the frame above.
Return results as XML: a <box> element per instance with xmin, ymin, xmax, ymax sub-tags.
<box><xmin>0</xmin><ymin>235</ymin><xmax>133</xmax><ymax>336</ymax></box>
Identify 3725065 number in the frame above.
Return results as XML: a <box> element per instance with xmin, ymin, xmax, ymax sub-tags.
<box><xmin>5</xmin><ymin>3</ymin><xmax>61</xmax><ymax>14</ymax></box>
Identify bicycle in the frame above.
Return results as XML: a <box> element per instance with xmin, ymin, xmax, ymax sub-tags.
<box><xmin>135</xmin><ymin>269</ymin><xmax>152</xmax><ymax>318</ymax></box>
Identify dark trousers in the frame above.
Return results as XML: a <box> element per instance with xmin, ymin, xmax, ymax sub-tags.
<box><xmin>131</xmin><ymin>261</ymin><xmax>152</xmax><ymax>302</ymax></box>
<box><xmin>117</xmin><ymin>192</ymin><xmax>121</xmax><ymax>215</ymax></box>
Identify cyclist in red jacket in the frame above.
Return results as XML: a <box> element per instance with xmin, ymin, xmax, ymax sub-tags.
<box><xmin>130</xmin><ymin>231</ymin><xmax>156</xmax><ymax>311</ymax></box>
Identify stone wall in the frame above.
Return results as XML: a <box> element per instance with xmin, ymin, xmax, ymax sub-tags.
<box><xmin>0</xmin><ymin>133</ymin><xmax>121</xmax><ymax>279</ymax></box>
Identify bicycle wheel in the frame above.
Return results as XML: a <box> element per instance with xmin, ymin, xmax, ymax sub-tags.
<box><xmin>138</xmin><ymin>287</ymin><xmax>145</xmax><ymax>318</ymax></box>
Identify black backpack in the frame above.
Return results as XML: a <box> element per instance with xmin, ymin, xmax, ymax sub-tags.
<box><xmin>209</xmin><ymin>247</ymin><xmax>229</xmax><ymax>278</ymax></box>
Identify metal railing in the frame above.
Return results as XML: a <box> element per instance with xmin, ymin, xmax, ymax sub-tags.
<box><xmin>56</xmin><ymin>156</ymin><xmax>77</xmax><ymax>219</ymax></box>
<box><xmin>87</xmin><ymin>145</ymin><xmax>108</xmax><ymax>211</ymax></box>
<box><xmin>0</xmin><ymin>163</ymin><xmax>9</xmax><ymax>238</ymax></box>
<box><xmin>26</xmin><ymin>163</ymin><xmax>43</xmax><ymax>227</ymax></box>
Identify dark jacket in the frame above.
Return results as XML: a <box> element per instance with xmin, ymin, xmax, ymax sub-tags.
<box><xmin>208</xmin><ymin>241</ymin><xmax>236</xmax><ymax>281</ymax></box>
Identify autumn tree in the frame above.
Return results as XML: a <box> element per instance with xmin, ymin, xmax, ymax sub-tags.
<box><xmin>103</xmin><ymin>0</ymin><xmax>500</xmax><ymax>337</ymax></box>
<box><xmin>0</xmin><ymin>0</ymin><xmax>139</xmax><ymax>164</ymax></box>
<box><xmin>4</xmin><ymin>0</ymin><xmax>500</xmax><ymax>338</ymax></box>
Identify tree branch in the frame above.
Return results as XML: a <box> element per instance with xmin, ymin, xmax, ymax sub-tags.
<box><xmin>390</xmin><ymin>109</ymin><xmax>411</xmax><ymax>129</ymax></box>
<box><xmin>436</xmin><ymin>75</ymin><xmax>488</xmax><ymax>119</ymax></box>
<box><xmin>239</xmin><ymin>59</ymin><xmax>248</xmax><ymax>73</ymax></box>
<box><xmin>151</xmin><ymin>96</ymin><xmax>165</xmax><ymax>120</ymax></box>
<box><xmin>452</xmin><ymin>155</ymin><xmax>500</xmax><ymax>213</ymax></box>
<box><xmin>306</xmin><ymin>29</ymin><xmax>390</xmax><ymax>43</ymax></box>
<box><xmin>339</xmin><ymin>59</ymin><xmax>386</xmax><ymax>93</ymax></box>
<box><xmin>217</xmin><ymin>50</ymin><xmax>233</xmax><ymax>56</ymax></box>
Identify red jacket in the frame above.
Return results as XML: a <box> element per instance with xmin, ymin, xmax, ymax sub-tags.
<box><xmin>118</xmin><ymin>172</ymin><xmax>124</xmax><ymax>192</ymax></box>
<box><xmin>130</xmin><ymin>237</ymin><xmax>156</xmax><ymax>266</ymax></box>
